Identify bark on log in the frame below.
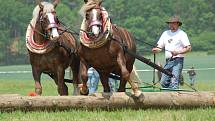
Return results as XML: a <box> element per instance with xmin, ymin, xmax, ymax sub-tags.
<box><xmin>0</xmin><ymin>92</ymin><xmax>215</xmax><ymax>111</ymax></box>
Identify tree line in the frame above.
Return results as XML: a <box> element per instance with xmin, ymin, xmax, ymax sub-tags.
<box><xmin>0</xmin><ymin>0</ymin><xmax>215</xmax><ymax>65</ymax></box>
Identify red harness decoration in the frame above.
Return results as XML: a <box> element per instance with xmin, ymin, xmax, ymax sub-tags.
<box><xmin>28</xmin><ymin>28</ymin><xmax>49</xmax><ymax>49</ymax></box>
<box><xmin>26</xmin><ymin>23</ymin><xmax>56</xmax><ymax>54</ymax></box>
<box><xmin>80</xmin><ymin>7</ymin><xmax>112</xmax><ymax>48</ymax></box>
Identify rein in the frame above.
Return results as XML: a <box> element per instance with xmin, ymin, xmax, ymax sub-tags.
<box><xmin>28</xmin><ymin>21</ymin><xmax>76</xmax><ymax>56</ymax></box>
<box><xmin>30</xmin><ymin>23</ymin><xmax>48</xmax><ymax>40</ymax></box>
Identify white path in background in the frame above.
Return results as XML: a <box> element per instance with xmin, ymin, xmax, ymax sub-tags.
<box><xmin>0</xmin><ymin>68</ymin><xmax>215</xmax><ymax>74</ymax></box>
<box><xmin>0</xmin><ymin>71</ymin><xmax>31</xmax><ymax>74</ymax></box>
<box><xmin>137</xmin><ymin>68</ymin><xmax>215</xmax><ymax>72</ymax></box>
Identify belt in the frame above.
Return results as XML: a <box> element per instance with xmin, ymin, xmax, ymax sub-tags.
<box><xmin>166</xmin><ymin>57</ymin><xmax>183</xmax><ymax>61</ymax></box>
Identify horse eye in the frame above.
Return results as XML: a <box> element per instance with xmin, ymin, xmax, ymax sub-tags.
<box><xmin>86</xmin><ymin>13</ymin><xmax>89</xmax><ymax>20</ymax></box>
<box><xmin>55</xmin><ymin>16</ymin><xmax>59</xmax><ymax>23</ymax></box>
<box><xmin>52</xmin><ymin>11</ymin><xmax>56</xmax><ymax>15</ymax></box>
<box><xmin>39</xmin><ymin>15</ymin><xmax>45</xmax><ymax>22</ymax></box>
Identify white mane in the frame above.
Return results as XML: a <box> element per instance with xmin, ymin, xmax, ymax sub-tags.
<box><xmin>31</xmin><ymin>2</ymin><xmax>55</xmax><ymax>27</ymax></box>
<box><xmin>26</xmin><ymin>2</ymin><xmax>57</xmax><ymax>54</ymax></box>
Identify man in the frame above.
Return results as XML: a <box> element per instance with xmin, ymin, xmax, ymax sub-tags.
<box><xmin>152</xmin><ymin>16</ymin><xmax>192</xmax><ymax>89</ymax></box>
<box><xmin>87</xmin><ymin>68</ymin><xmax>119</xmax><ymax>93</ymax></box>
<box><xmin>187</xmin><ymin>66</ymin><xmax>196</xmax><ymax>87</ymax></box>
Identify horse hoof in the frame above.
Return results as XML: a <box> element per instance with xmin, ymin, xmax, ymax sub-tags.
<box><xmin>80</xmin><ymin>88</ymin><xmax>89</xmax><ymax>95</ymax></box>
<box><xmin>133</xmin><ymin>90</ymin><xmax>145</xmax><ymax>102</ymax></box>
<box><xmin>137</xmin><ymin>93</ymin><xmax>145</xmax><ymax>102</ymax></box>
<box><xmin>134</xmin><ymin>90</ymin><xmax>142</xmax><ymax>97</ymax></box>
<box><xmin>35</xmin><ymin>88</ymin><xmax>42</xmax><ymax>95</ymax></box>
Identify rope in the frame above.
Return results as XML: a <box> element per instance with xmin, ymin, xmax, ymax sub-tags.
<box><xmin>153</xmin><ymin>53</ymin><xmax>156</xmax><ymax>85</ymax></box>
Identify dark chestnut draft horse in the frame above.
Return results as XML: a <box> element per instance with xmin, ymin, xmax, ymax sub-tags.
<box><xmin>26</xmin><ymin>0</ymin><xmax>80</xmax><ymax>96</ymax></box>
<box><xmin>78</xmin><ymin>0</ymin><xmax>142</xmax><ymax>96</ymax></box>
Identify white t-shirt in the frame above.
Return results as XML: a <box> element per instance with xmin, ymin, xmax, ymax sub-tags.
<box><xmin>157</xmin><ymin>29</ymin><xmax>191</xmax><ymax>59</ymax></box>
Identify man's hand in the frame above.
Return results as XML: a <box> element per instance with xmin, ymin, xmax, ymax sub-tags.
<box><xmin>152</xmin><ymin>47</ymin><xmax>161</xmax><ymax>53</ymax></box>
<box><xmin>171</xmin><ymin>50</ymin><xmax>179</xmax><ymax>56</ymax></box>
<box><xmin>171</xmin><ymin>45</ymin><xmax>192</xmax><ymax>56</ymax></box>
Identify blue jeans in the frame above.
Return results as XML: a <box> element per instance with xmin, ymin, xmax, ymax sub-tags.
<box><xmin>87</xmin><ymin>67</ymin><xmax>100</xmax><ymax>94</ymax></box>
<box><xmin>109</xmin><ymin>78</ymin><xmax>118</xmax><ymax>92</ymax></box>
<box><xmin>161</xmin><ymin>57</ymin><xmax>184</xmax><ymax>89</ymax></box>
<box><xmin>87</xmin><ymin>76</ymin><xmax>99</xmax><ymax>94</ymax></box>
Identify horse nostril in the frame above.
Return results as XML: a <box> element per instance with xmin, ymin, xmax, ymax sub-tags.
<box><xmin>51</xmin><ymin>36</ymin><xmax>59</xmax><ymax>41</ymax></box>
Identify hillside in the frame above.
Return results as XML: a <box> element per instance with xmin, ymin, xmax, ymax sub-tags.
<box><xmin>0</xmin><ymin>0</ymin><xmax>215</xmax><ymax>65</ymax></box>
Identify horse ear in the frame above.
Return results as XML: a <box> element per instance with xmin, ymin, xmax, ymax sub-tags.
<box><xmin>53</xmin><ymin>0</ymin><xmax>60</xmax><ymax>8</ymax></box>
<box><xmin>84</xmin><ymin>0</ymin><xmax>88</xmax><ymax>3</ymax></box>
<box><xmin>36</xmin><ymin>0</ymin><xmax>43</xmax><ymax>9</ymax></box>
<box><xmin>99</xmin><ymin>0</ymin><xmax>103</xmax><ymax>5</ymax></box>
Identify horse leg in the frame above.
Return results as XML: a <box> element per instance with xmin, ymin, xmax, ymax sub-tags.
<box><xmin>79</xmin><ymin>61</ymin><xmax>89</xmax><ymax>95</ymax></box>
<box><xmin>70</xmin><ymin>64</ymin><xmax>81</xmax><ymax>95</ymax></box>
<box><xmin>99</xmin><ymin>73</ymin><xmax>110</xmax><ymax>92</ymax></box>
<box><xmin>117</xmin><ymin>52</ymin><xmax>142</xmax><ymax>96</ymax></box>
<box><xmin>56</xmin><ymin>67</ymin><xmax>68</xmax><ymax>96</ymax></box>
<box><xmin>118</xmin><ymin>79</ymin><xmax>127</xmax><ymax>92</ymax></box>
<box><xmin>32</xmin><ymin>67</ymin><xmax>42</xmax><ymax>95</ymax></box>
<box><xmin>116</xmin><ymin>52</ymin><xmax>130</xmax><ymax>92</ymax></box>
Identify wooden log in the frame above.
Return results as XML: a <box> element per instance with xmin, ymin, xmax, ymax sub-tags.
<box><xmin>0</xmin><ymin>92</ymin><xmax>215</xmax><ymax>111</ymax></box>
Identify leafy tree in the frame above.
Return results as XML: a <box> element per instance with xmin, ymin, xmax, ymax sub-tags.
<box><xmin>0</xmin><ymin>0</ymin><xmax>215</xmax><ymax>65</ymax></box>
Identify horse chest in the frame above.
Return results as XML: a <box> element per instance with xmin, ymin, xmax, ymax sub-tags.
<box><xmin>81</xmin><ymin>47</ymin><xmax>117</xmax><ymax>68</ymax></box>
<box><xmin>29</xmin><ymin>49</ymin><xmax>70</xmax><ymax>70</ymax></box>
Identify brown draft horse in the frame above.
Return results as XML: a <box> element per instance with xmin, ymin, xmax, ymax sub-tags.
<box><xmin>78</xmin><ymin>0</ymin><xmax>142</xmax><ymax>96</ymax></box>
<box><xmin>26</xmin><ymin>0</ymin><xmax>80</xmax><ymax>96</ymax></box>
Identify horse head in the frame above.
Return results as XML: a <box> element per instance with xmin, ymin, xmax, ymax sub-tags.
<box><xmin>86</xmin><ymin>6</ymin><xmax>103</xmax><ymax>38</ymax></box>
<box><xmin>35</xmin><ymin>0</ymin><xmax>60</xmax><ymax>41</ymax></box>
<box><xmin>79</xmin><ymin>1</ymin><xmax>112</xmax><ymax>48</ymax></box>
<box><xmin>80</xmin><ymin>0</ymin><xmax>105</xmax><ymax>39</ymax></box>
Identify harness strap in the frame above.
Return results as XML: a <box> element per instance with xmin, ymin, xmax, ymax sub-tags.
<box><xmin>46</xmin><ymin>23</ymin><xmax>59</xmax><ymax>30</ymax></box>
<box><xmin>58</xmin><ymin>41</ymin><xmax>75</xmax><ymax>56</ymax></box>
<box><xmin>109</xmin><ymin>26</ymin><xmax>128</xmax><ymax>53</ymax></box>
<box><xmin>30</xmin><ymin>23</ymin><xmax>48</xmax><ymax>40</ymax></box>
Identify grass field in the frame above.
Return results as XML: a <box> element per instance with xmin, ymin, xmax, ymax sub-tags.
<box><xmin>0</xmin><ymin>52</ymin><xmax>215</xmax><ymax>121</ymax></box>
<box><xmin>1</xmin><ymin>108</ymin><xmax>215</xmax><ymax>121</ymax></box>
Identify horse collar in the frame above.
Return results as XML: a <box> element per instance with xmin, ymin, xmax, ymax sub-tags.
<box><xmin>80</xmin><ymin>7</ymin><xmax>112</xmax><ymax>48</ymax></box>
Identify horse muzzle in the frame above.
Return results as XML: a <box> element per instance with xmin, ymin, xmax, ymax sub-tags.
<box><xmin>89</xmin><ymin>21</ymin><xmax>102</xmax><ymax>37</ymax></box>
<box><xmin>46</xmin><ymin>23</ymin><xmax>60</xmax><ymax>41</ymax></box>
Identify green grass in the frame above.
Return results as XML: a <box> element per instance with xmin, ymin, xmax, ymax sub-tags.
<box><xmin>0</xmin><ymin>108</ymin><xmax>215</xmax><ymax>121</ymax></box>
<box><xmin>0</xmin><ymin>80</ymin><xmax>59</xmax><ymax>96</ymax></box>
<box><xmin>0</xmin><ymin>52</ymin><xmax>215</xmax><ymax>121</ymax></box>
<box><xmin>0</xmin><ymin>51</ymin><xmax>215</xmax><ymax>94</ymax></box>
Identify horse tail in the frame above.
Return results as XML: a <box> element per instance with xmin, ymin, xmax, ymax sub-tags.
<box><xmin>128</xmin><ymin>65</ymin><xmax>143</xmax><ymax>97</ymax></box>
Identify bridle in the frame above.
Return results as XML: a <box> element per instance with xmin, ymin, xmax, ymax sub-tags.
<box><xmin>79</xmin><ymin>6</ymin><xmax>112</xmax><ymax>48</ymax></box>
<box><xmin>36</xmin><ymin>10</ymin><xmax>60</xmax><ymax>40</ymax></box>
<box><xmin>85</xmin><ymin>6</ymin><xmax>107</xmax><ymax>38</ymax></box>
<box><xmin>88</xmin><ymin>7</ymin><xmax>103</xmax><ymax>27</ymax></box>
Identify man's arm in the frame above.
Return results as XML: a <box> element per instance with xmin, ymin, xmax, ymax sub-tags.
<box><xmin>171</xmin><ymin>45</ymin><xmax>192</xmax><ymax>56</ymax></box>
